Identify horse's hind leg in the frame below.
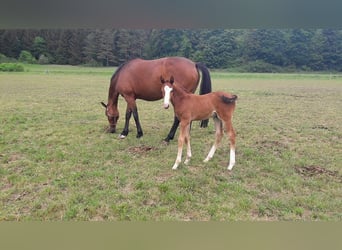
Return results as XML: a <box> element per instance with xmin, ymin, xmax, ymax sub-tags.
<box><xmin>132</xmin><ymin>107</ymin><xmax>143</xmax><ymax>138</ymax></box>
<box><xmin>204</xmin><ymin>115</ymin><xmax>223</xmax><ymax>162</ymax></box>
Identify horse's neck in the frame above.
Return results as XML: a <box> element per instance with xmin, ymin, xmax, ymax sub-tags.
<box><xmin>171</xmin><ymin>84</ymin><xmax>190</xmax><ymax>105</ymax></box>
<box><xmin>108</xmin><ymin>90</ymin><xmax>119</xmax><ymax>106</ymax></box>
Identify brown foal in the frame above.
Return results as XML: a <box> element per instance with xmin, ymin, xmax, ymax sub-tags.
<box><xmin>161</xmin><ymin>76</ymin><xmax>237</xmax><ymax>170</ymax></box>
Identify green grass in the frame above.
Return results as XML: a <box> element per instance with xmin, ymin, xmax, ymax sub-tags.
<box><xmin>0</xmin><ymin>65</ymin><xmax>341</xmax><ymax>221</ymax></box>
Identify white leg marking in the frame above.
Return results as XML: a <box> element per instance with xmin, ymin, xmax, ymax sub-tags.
<box><xmin>227</xmin><ymin>148</ymin><xmax>236</xmax><ymax>171</ymax></box>
<box><xmin>204</xmin><ymin>118</ymin><xmax>222</xmax><ymax>162</ymax></box>
<box><xmin>204</xmin><ymin>144</ymin><xmax>217</xmax><ymax>162</ymax></box>
<box><xmin>172</xmin><ymin>145</ymin><xmax>183</xmax><ymax>170</ymax></box>
<box><xmin>184</xmin><ymin>135</ymin><xmax>191</xmax><ymax>165</ymax></box>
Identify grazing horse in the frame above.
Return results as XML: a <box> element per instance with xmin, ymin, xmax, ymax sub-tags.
<box><xmin>101</xmin><ymin>57</ymin><xmax>212</xmax><ymax>141</ymax></box>
<box><xmin>160</xmin><ymin>76</ymin><xmax>237</xmax><ymax>170</ymax></box>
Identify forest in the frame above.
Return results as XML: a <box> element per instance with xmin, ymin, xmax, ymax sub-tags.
<box><xmin>1</xmin><ymin>29</ymin><xmax>342</xmax><ymax>72</ymax></box>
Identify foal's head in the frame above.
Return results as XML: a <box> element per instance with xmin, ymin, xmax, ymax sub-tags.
<box><xmin>101</xmin><ymin>102</ymin><xmax>119</xmax><ymax>133</ymax></box>
<box><xmin>160</xmin><ymin>76</ymin><xmax>175</xmax><ymax>109</ymax></box>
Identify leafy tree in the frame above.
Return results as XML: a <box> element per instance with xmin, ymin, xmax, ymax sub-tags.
<box><xmin>38</xmin><ymin>54</ymin><xmax>49</xmax><ymax>64</ymax></box>
<box><xmin>243</xmin><ymin>29</ymin><xmax>287</xmax><ymax>66</ymax></box>
<box><xmin>285</xmin><ymin>29</ymin><xmax>315</xmax><ymax>69</ymax></box>
<box><xmin>321</xmin><ymin>29</ymin><xmax>342</xmax><ymax>71</ymax></box>
<box><xmin>18</xmin><ymin>50</ymin><xmax>36</xmax><ymax>63</ymax></box>
<box><xmin>32</xmin><ymin>36</ymin><xmax>47</xmax><ymax>59</ymax></box>
<box><xmin>202</xmin><ymin>30</ymin><xmax>237</xmax><ymax>68</ymax></box>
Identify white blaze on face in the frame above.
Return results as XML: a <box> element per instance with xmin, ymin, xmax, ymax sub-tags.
<box><xmin>163</xmin><ymin>85</ymin><xmax>173</xmax><ymax>109</ymax></box>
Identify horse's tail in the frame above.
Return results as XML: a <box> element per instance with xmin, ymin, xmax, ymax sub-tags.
<box><xmin>196</xmin><ymin>62</ymin><xmax>212</xmax><ymax>95</ymax></box>
<box><xmin>196</xmin><ymin>62</ymin><xmax>212</xmax><ymax>127</ymax></box>
<box><xmin>221</xmin><ymin>94</ymin><xmax>238</xmax><ymax>104</ymax></box>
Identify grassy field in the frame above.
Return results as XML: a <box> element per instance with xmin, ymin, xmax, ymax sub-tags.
<box><xmin>0</xmin><ymin>65</ymin><xmax>341</xmax><ymax>221</ymax></box>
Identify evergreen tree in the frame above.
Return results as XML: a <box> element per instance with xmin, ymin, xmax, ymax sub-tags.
<box><xmin>97</xmin><ymin>29</ymin><xmax>115</xmax><ymax>66</ymax></box>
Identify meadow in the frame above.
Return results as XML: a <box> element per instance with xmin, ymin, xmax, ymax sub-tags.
<box><xmin>0</xmin><ymin>65</ymin><xmax>341</xmax><ymax>221</ymax></box>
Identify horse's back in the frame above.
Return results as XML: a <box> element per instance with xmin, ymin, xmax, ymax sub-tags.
<box><xmin>115</xmin><ymin>57</ymin><xmax>199</xmax><ymax>100</ymax></box>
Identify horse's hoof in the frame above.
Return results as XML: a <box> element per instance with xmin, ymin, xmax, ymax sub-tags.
<box><xmin>136</xmin><ymin>133</ymin><xmax>143</xmax><ymax>138</ymax></box>
<box><xmin>106</xmin><ymin>127</ymin><xmax>116</xmax><ymax>133</ymax></box>
<box><xmin>162</xmin><ymin>140</ymin><xmax>169</xmax><ymax>146</ymax></box>
<box><xmin>119</xmin><ymin>134</ymin><xmax>126</xmax><ymax>139</ymax></box>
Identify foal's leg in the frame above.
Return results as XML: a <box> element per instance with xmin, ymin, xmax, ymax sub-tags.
<box><xmin>184</xmin><ymin>124</ymin><xmax>192</xmax><ymax>165</ymax></box>
<box><xmin>225</xmin><ymin>118</ymin><xmax>236</xmax><ymax>170</ymax></box>
<box><xmin>204</xmin><ymin>116</ymin><xmax>223</xmax><ymax>162</ymax></box>
<box><xmin>172</xmin><ymin>122</ymin><xmax>189</xmax><ymax>170</ymax></box>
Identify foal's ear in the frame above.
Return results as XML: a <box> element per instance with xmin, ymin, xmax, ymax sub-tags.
<box><xmin>170</xmin><ymin>76</ymin><xmax>174</xmax><ymax>84</ymax></box>
<box><xmin>101</xmin><ymin>102</ymin><xmax>107</xmax><ymax>108</ymax></box>
<box><xmin>160</xmin><ymin>76</ymin><xmax>165</xmax><ymax>84</ymax></box>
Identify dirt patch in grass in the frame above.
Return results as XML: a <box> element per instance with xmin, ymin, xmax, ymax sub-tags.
<box><xmin>128</xmin><ymin>146</ymin><xmax>157</xmax><ymax>155</ymax></box>
<box><xmin>295</xmin><ymin>165</ymin><xmax>341</xmax><ymax>182</ymax></box>
<box><xmin>256</xmin><ymin>140</ymin><xmax>289</xmax><ymax>157</ymax></box>
<box><xmin>155</xmin><ymin>172</ymin><xmax>173</xmax><ymax>183</ymax></box>
<box><xmin>311</xmin><ymin>125</ymin><xmax>331</xmax><ymax>131</ymax></box>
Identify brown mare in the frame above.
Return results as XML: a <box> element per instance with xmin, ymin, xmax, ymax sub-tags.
<box><xmin>101</xmin><ymin>57</ymin><xmax>212</xmax><ymax>141</ymax></box>
<box><xmin>160</xmin><ymin>76</ymin><xmax>237</xmax><ymax>170</ymax></box>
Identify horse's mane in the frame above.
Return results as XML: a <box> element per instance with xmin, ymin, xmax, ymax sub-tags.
<box><xmin>108</xmin><ymin>59</ymin><xmax>136</xmax><ymax>100</ymax></box>
<box><xmin>110</xmin><ymin>60</ymin><xmax>131</xmax><ymax>82</ymax></box>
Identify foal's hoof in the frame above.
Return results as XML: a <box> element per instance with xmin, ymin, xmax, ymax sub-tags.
<box><xmin>227</xmin><ymin>165</ymin><xmax>234</xmax><ymax>171</ymax></box>
<box><xmin>119</xmin><ymin>134</ymin><xmax>126</xmax><ymax>139</ymax></box>
<box><xmin>136</xmin><ymin>132</ymin><xmax>143</xmax><ymax>138</ymax></box>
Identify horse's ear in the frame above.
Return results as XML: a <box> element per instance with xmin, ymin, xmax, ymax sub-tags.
<box><xmin>101</xmin><ymin>102</ymin><xmax>107</xmax><ymax>108</ymax></box>
<box><xmin>170</xmin><ymin>76</ymin><xmax>174</xmax><ymax>84</ymax></box>
<box><xmin>160</xmin><ymin>76</ymin><xmax>165</xmax><ymax>84</ymax></box>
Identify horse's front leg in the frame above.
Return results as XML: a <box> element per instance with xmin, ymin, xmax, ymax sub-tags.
<box><xmin>121</xmin><ymin>97</ymin><xmax>143</xmax><ymax>139</ymax></box>
<box><xmin>119</xmin><ymin>108</ymin><xmax>132</xmax><ymax>139</ymax></box>
<box><xmin>164</xmin><ymin>116</ymin><xmax>180</xmax><ymax>142</ymax></box>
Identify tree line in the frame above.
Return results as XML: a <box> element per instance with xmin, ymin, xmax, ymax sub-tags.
<box><xmin>1</xmin><ymin>29</ymin><xmax>342</xmax><ymax>72</ymax></box>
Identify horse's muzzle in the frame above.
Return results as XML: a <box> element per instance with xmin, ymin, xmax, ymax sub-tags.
<box><xmin>106</xmin><ymin>126</ymin><xmax>116</xmax><ymax>133</ymax></box>
<box><xmin>163</xmin><ymin>104</ymin><xmax>169</xmax><ymax>109</ymax></box>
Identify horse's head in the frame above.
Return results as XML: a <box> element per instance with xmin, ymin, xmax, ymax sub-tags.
<box><xmin>160</xmin><ymin>76</ymin><xmax>174</xmax><ymax>109</ymax></box>
<box><xmin>101</xmin><ymin>102</ymin><xmax>119</xmax><ymax>133</ymax></box>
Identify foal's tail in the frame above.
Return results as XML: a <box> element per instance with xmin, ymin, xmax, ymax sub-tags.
<box><xmin>196</xmin><ymin>63</ymin><xmax>212</xmax><ymax>127</ymax></box>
